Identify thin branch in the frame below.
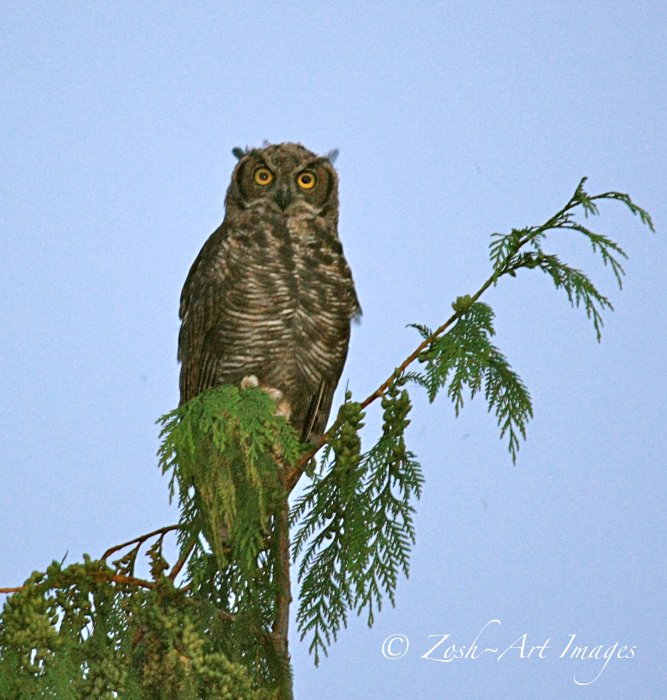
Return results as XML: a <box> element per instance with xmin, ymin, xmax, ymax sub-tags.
<box><xmin>272</xmin><ymin>492</ymin><xmax>293</xmax><ymax>699</ymax></box>
<box><xmin>1</xmin><ymin>525</ymin><xmax>183</xmax><ymax>595</ymax></box>
<box><xmin>101</xmin><ymin>523</ymin><xmax>181</xmax><ymax>561</ymax></box>
<box><xmin>168</xmin><ymin>538</ymin><xmax>196</xmax><ymax>582</ymax></box>
<box><xmin>272</xmin><ymin>498</ymin><xmax>292</xmax><ymax>650</ymax></box>
<box><xmin>1</xmin><ymin>571</ymin><xmax>155</xmax><ymax>597</ymax></box>
<box><xmin>93</xmin><ymin>571</ymin><xmax>156</xmax><ymax>590</ymax></box>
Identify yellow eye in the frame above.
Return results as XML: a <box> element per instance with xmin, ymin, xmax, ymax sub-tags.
<box><xmin>254</xmin><ymin>167</ymin><xmax>273</xmax><ymax>186</ymax></box>
<box><xmin>297</xmin><ymin>171</ymin><xmax>317</xmax><ymax>190</ymax></box>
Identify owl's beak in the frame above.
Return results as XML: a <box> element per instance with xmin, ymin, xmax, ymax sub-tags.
<box><xmin>274</xmin><ymin>185</ymin><xmax>292</xmax><ymax>211</ymax></box>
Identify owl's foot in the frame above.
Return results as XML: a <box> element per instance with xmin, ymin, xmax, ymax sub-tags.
<box><xmin>275</xmin><ymin>398</ymin><xmax>292</xmax><ymax>421</ymax></box>
<box><xmin>240</xmin><ymin>375</ymin><xmax>292</xmax><ymax>421</ymax></box>
<box><xmin>240</xmin><ymin>375</ymin><xmax>260</xmax><ymax>389</ymax></box>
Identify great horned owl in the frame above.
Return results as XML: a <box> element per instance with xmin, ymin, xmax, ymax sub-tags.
<box><xmin>178</xmin><ymin>142</ymin><xmax>360</xmax><ymax>442</ymax></box>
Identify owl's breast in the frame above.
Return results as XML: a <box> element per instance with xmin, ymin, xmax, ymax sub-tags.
<box><xmin>225</xmin><ymin>212</ymin><xmax>351</xmax><ymax>312</ymax></box>
<box><xmin>214</xmin><ymin>212</ymin><xmax>354</xmax><ymax>384</ymax></box>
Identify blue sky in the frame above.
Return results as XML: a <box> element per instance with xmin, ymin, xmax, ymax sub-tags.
<box><xmin>1</xmin><ymin>2</ymin><xmax>665</xmax><ymax>698</ymax></box>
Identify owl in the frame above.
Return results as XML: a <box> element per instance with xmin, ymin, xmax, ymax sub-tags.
<box><xmin>178</xmin><ymin>142</ymin><xmax>361</xmax><ymax>443</ymax></box>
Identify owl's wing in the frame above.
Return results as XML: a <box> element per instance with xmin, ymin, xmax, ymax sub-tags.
<box><xmin>300</xmin><ymin>271</ymin><xmax>360</xmax><ymax>442</ymax></box>
<box><xmin>178</xmin><ymin>225</ymin><xmax>227</xmax><ymax>405</ymax></box>
<box><xmin>301</xmin><ymin>378</ymin><xmax>336</xmax><ymax>443</ymax></box>
<box><xmin>300</xmin><ymin>328</ymin><xmax>353</xmax><ymax>443</ymax></box>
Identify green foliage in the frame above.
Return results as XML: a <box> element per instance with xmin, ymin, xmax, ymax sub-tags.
<box><xmin>0</xmin><ymin>383</ymin><xmax>301</xmax><ymax>697</ymax></box>
<box><xmin>488</xmin><ymin>177</ymin><xmax>654</xmax><ymax>340</ymax></box>
<box><xmin>0</xmin><ymin>557</ymin><xmax>135</xmax><ymax>699</ymax></box>
<box><xmin>407</xmin><ymin>303</ymin><xmax>533</xmax><ymax>462</ymax></box>
<box><xmin>403</xmin><ymin>178</ymin><xmax>653</xmax><ymax>460</ymax></box>
<box><xmin>157</xmin><ymin>384</ymin><xmax>302</xmax><ymax>576</ymax></box>
<box><xmin>156</xmin><ymin>383</ymin><xmax>303</xmax><ymax>693</ymax></box>
<box><xmin>131</xmin><ymin>592</ymin><xmax>277</xmax><ymax>700</ymax></box>
<box><xmin>0</xmin><ymin>547</ymin><xmax>280</xmax><ymax>699</ymax></box>
<box><xmin>0</xmin><ymin>178</ymin><xmax>654</xmax><ymax>697</ymax></box>
<box><xmin>291</xmin><ymin>387</ymin><xmax>423</xmax><ymax>663</ymax></box>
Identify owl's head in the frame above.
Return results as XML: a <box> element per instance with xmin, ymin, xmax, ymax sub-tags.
<box><xmin>225</xmin><ymin>142</ymin><xmax>339</xmax><ymax>221</ymax></box>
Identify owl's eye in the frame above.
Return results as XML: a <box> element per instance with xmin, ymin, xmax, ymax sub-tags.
<box><xmin>296</xmin><ymin>171</ymin><xmax>317</xmax><ymax>190</ymax></box>
<box><xmin>254</xmin><ymin>167</ymin><xmax>274</xmax><ymax>186</ymax></box>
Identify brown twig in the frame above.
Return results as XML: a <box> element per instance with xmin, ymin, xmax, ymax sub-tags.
<box><xmin>93</xmin><ymin>571</ymin><xmax>156</xmax><ymax>590</ymax></box>
<box><xmin>101</xmin><ymin>523</ymin><xmax>181</xmax><ymax>561</ymax></box>
<box><xmin>0</xmin><ymin>586</ymin><xmax>24</xmax><ymax>594</ymax></box>
<box><xmin>1</xmin><ymin>571</ymin><xmax>156</xmax><ymax>597</ymax></box>
<box><xmin>168</xmin><ymin>539</ymin><xmax>196</xmax><ymax>582</ymax></box>
<box><xmin>2</xmin><ymin>515</ymin><xmax>189</xmax><ymax>596</ymax></box>
<box><xmin>219</xmin><ymin>610</ymin><xmax>236</xmax><ymax>623</ymax></box>
<box><xmin>2</xmin><ymin>525</ymin><xmax>187</xmax><ymax>595</ymax></box>
<box><xmin>272</xmin><ymin>493</ymin><xmax>293</xmax><ymax>699</ymax></box>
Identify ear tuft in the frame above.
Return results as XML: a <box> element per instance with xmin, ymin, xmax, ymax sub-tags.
<box><xmin>326</xmin><ymin>148</ymin><xmax>339</xmax><ymax>164</ymax></box>
<box><xmin>232</xmin><ymin>147</ymin><xmax>247</xmax><ymax>160</ymax></box>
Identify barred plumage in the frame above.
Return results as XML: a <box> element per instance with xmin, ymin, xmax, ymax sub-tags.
<box><xmin>178</xmin><ymin>142</ymin><xmax>360</xmax><ymax>442</ymax></box>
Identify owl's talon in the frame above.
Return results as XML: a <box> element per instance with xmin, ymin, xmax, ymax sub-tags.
<box><xmin>241</xmin><ymin>376</ymin><xmax>290</xmax><ymax>419</ymax></box>
<box><xmin>264</xmin><ymin>387</ymin><xmax>283</xmax><ymax>402</ymax></box>
<box><xmin>260</xmin><ymin>384</ymin><xmax>291</xmax><ymax>419</ymax></box>
<box><xmin>275</xmin><ymin>399</ymin><xmax>292</xmax><ymax>421</ymax></box>
<box><xmin>240</xmin><ymin>375</ymin><xmax>259</xmax><ymax>389</ymax></box>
